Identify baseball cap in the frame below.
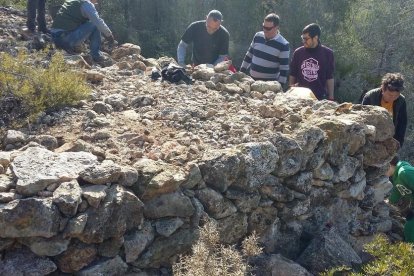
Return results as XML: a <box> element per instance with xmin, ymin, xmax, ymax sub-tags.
<box><xmin>207</xmin><ymin>10</ymin><xmax>223</xmax><ymax>21</ymax></box>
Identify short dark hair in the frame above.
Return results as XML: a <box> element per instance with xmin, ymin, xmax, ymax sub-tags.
<box><xmin>381</xmin><ymin>73</ymin><xmax>404</xmax><ymax>92</ymax></box>
<box><xmin>264</xmin><ymin>13</ymin><xmax>280</xmax><ymax>27</ymax></box>
<box><xmin>390</xmin><ymin>155</ymin><xmax>400</xmax><ymax>166</ymax></box>
<box><xmin>302</xmin><ymin>23</ymin><xmax>321</xmax><ymax>38</ymax></box>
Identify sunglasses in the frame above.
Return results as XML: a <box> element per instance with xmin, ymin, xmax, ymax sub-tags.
<box><xmin>262</xmin><ymin>25</ymin><xmax>275</xmax><ymax>31</ymax></box>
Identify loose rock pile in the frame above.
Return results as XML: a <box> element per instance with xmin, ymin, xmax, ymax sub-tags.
<box><xmin>0</xmin><ymin>7</ymin><xmax>403</xmax><ymax>276</ymax></box>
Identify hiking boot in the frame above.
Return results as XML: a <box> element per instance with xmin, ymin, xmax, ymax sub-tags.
<box><xmin>93</xmin><ymin>54</ymin><xmax>113</xmax><ymax>67</ymax></box>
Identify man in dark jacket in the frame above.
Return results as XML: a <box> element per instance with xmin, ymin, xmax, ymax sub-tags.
<box><xmin>361</xmin><ymin>73</ymin><xmax>407</xmax><ymax>146</ymax></box>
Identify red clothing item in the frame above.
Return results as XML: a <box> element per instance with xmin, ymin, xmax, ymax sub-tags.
<box><xmin>290</xmin><ymin>44</ymin><xmax>334</xmax><ymax>100</ymax></box>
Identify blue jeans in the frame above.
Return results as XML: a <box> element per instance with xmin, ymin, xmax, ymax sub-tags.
<box><xmin>53</xmin><ymin>22</ymin><xmax>102</xmax><ymax>60</ymax></box>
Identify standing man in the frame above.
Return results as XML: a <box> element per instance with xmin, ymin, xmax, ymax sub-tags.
<box><xmin>27</xmin><ymin>0</ymin><xmax>49</xmax><ymax>33</ymax></box>
<box><xmin>177</xmin><ymin>10</ymin><xmax>229</xmax><ymax>66</ymax></box>
<box><xmin>51</xmin><ymin>0</ymin><xmax>114</xmax><ymax>63</ymax></box>
<box><xmin>289</xmin><ymin>23</ymin><xmax>335</xmax><ymax>100</ymax></box>
<box><xmin>240</xmin><ymin>13</ymin><xmax>290</xmax><ymax>85</ymax></box>
<box><xmin>361</xmin><ymin>73</ymin><xmax>407</xmax><ymax>146</ymax></box>
<box><xmin>386</xmin><ymin>156</ymin><xmax>414</xmax><ymax>243</ymax></box>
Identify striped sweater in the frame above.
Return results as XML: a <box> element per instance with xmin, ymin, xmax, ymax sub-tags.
<box><xmin>240</xmin><ymin>32</ymin><xmax>290</xmax><ymax>84</ymax></box>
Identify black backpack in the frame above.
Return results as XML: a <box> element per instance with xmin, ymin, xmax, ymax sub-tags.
<box><xmin>160</xmin><ymin>63</ymin><xmax>193</xmax><ymax>85</ymax></box>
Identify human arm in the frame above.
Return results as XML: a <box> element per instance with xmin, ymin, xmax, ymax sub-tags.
<box><xmin>177</xmin><ymin>40</ymin><xmax>188</xmax><ymax>66</ymax></box>
<box><xmin>278</xmin><ymin>44</ymin><xmax>290</xmax><ymax>85</ymax></box>
<box><xmin>240</xmin><ymin>36</ymin><xmax>255</xmax><ymax>73</ymax></box>
<box><xmin>80</xmin><ymin>1</ymin><xmax>112</xmax><ymax>37</ymax></box>
<box><xmin>214</xmin><ymin>30</ymin><xmax>229</xmax><ymax>65</ymax></box>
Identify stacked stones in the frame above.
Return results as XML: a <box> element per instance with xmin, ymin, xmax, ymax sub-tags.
<box><xmin>0</xmin><ymin>90</ymin><xmax>399</xmax><ymax>275</ymax></box>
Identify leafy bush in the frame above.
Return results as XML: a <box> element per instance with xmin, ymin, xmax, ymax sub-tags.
<box><xmin>173</xmin><ymin>221</ymin><xmax>263</xmax><ymax>276</ymax></box>
<box><xmin>0</xmin><ymin>0</ymin><xmax>26</xmax><ymax>9</ymax></box>
<box><xmin>322</xmin><ymin>234</ymin><xmax>414</xmax><ymax>276</ymax></box>
<box><xmin>0</xmin><ymin>51</ymin><xmax>90</xmax><ymax>124</ymax></box>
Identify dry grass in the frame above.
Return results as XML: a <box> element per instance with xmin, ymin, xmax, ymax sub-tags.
<box><xmin>173</xmin><ymin>221</ymin><xmax>263</xmax><ymax>276</ymax></box>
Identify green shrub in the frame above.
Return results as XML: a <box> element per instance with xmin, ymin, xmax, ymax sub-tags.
<box><xmin>321</xmin><ymin>234</ymin><xmax>414</xmax><ymax>276</ymax></box>
<box><xmin>0</xmin><ymin>0</ymin><xmax>26</xmax><ymax>9</ymax></box>
<box><xmin>0</xmin><ymin>51</ymin><xmax>90</xmax><ymax>123</ymax></box>
<box><xmin>173</xmin><ymin>221</ymin><xmax>263</xmax><ymax>276</ymax></box>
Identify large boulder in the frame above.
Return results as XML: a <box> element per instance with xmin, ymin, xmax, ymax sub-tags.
<box><xmin>0</xmin><ymin>198</ymin><xmax>61</xmax><ymax>238</ymax></box>
<box><xmin>0</xmin><ymin>248</ymin><xmax>57</xmax><ymax>275</ymax></box>
<box><xmin>251</xmin><ymin>254</ymin><xmax>312</xmax><ymax>276</ymax></box>
<box><xmin>297</xmin><ymin>228</ymin><xmax>362</xmax><ymax>274</ymax></box>
<box><xmin>76</xmin><ymin>185</ymin><xmax>144</xmax><ymax>243</ymax></box>
<box><xmin>11</xmin><ymin>147</ymin><xmax>98</xmax><ymax>196</ymax></box>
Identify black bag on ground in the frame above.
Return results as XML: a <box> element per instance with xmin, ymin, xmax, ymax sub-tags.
<box><xmin>161</xmin><ymin>63</ymin><xmax>193</xmax><ymax>84</ymax></box>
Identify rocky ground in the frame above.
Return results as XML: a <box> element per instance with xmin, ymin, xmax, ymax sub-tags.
<box><xmin>0</xmin><ymin>7</ymin><xmax>407</xmax><ymax>276</ymax></box>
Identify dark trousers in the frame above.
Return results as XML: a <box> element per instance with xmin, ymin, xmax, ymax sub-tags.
<box><xmin>27</xmin><ymin>0</ymin><xmax>47</xmax><ymax>32</ymax></box>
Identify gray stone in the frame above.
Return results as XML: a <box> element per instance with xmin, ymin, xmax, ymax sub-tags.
<box><xmin>271</xmin><ymin>133</ymin><xmax>303</xmax><ymax>177</ymax></box>
<box><xmin>248</xmin><ymin>206</ymin><xmax>279</xmax><ymax>236</ymax></box>
<box><xmin>251</xmin><ymin>80</ymin><xmax>282</xmax><ymax>93</ymax></box>
<box><xmin>0</xmin><ymin>248</ymin><xmax>57</xmax><ymax>275</ymax></box>
<box><xmin>131</xmin><ymin>95</ymin><xmax>155</xmax><ymax>108</ymax></box>
<box><xmin>297</xmin><ymin>228</ymin><xmax>362</xmax><ymax>274</ymax></box>
<box><xmin>133</xmin><ymin>158</ymin><xmax>187</xmax><ymax>200</ymax></box>
<box><xmin>64</xmin><ymin>213</ymin><xmax>88</xmax><ymax>238</ymax></box>
<box><xmin>0</xmin><ymin>198</ymin><xmax>61</xmax><ymax>238</ymax></box>
<box><xmin>77</xmin><ymin>185</ymin><xmax>144</xmax><ymax>243</ymax></box>
<box><xmin>57</xmin><ymin>241</ymin><xmax>97</xmax><ymax>273</ymax></box>
<box><xmin>259</xmin><ymin>176</ymin><xmax>295</xmax><ymax>203</ymax></box>
<box><xmin>313</xmin><ymin>162</ymin><xmax>334</xmax><ymax>181</ymax></box>
<box><xmin>338</xmin><ymin>179</ymin><xmax>366</xmax><ymax>200</ymax></box>
<box><xmin>82</xmin><ymin>185</ymin><xmax>108</xmax><ymax>208</ymax></box>
<box><xmin>0</xmin><ymin>191</ymin><xmax>21</xmax><ymax>203</ymax></box>
<box><xmin>180</xmin><ymin>162</ymin><xmax>203</xmax><ymax>189</ymax></box>
<box><xmin>199</xmin><ymin>148</ymin><xmax>244</xmax><ymax>192</ymax></box>
<box><xmin>53</xmin><ymin>180</ymin><xmax>82</xmax><ymax>216</ymax></box>
<box><xmin>20</xmin><ymin>235</ymin><xmax>70</xmax><ymax>256</ymax></box>
<box><xmin>196</xmin><ymin>188</ymin><xmax>237</xmax><ymax>219</ymax></box>
<box><xmin>124</xmin><ymin>221</ymin><xmax>155</xmax><ymax>263</ymax></box>
<box><xmin>225</xmin><ymin>189</ymin><xmax>261</xmax><ymax>213</ymax></box>
<box><xmin>92</xmin><ymin>101</ymin><xmax>113</xmax><ymax>114</ymax></box>
<box><xmin>237</xmin><ymin>141</ymin><xmax>279</xmax><ymax>187</ymax></box>
<box><xmin>363</xmin><ymin>138</ymin><xmax>399</xmax><ymax>167</ymax></box>
<box><xmin>0</xmin><ymin>238</ymin><xmax>14</xmax><ymax>251</ymax></box>
<box><xmin>98</xmin><ymin>236</ymin><xmax>124</xmax><ymax>257</ymax></box>
<box><xmin>285</xmin><ymin>172</ymin><xmax>313</xmax><ymax>194</ymax></box>
<box><xmin>105</xmin><ymin>93</ymin><xmax>128</xmax><ymax>111</ymax></box>
<box><xmin>11</xmin><ymin>147</ymin><xmax>98</xmax><ymax>196</ymax></box>
<box><xmin>155</xmin><ymin>217</ymin><xmax>184</xmax><ymax>237</ymax></box>
<box><xmin>217</xmin><ymin>212</ymin><xmax>248</xmax><ymax>244</ymax></box>
<box><xmin>77</xmin><ymin>256</ymin><xmax>128</xmax><ymax>276</ymax></box>
<box><xmin>251</xmin><ymin>254</ymin><xmax>312</xmax><ymax>276</ymax></box>
<box><xmin>144</xmin><ymin>192</ymin><xmax>194</xmax><ymax>219</ymax></box>
<box><xmin>132</xmin><ymin>228</ymin><xmax>199</xmax><ymax>268</ymax></box>
<box><xmin>79</xmin><ymin>159</ymin><xmax>122</xmax><ymax>185</ymax></box>
<box><xmin>4</xmin><ymin>130</ymin><xmax>27</xmax><ymax>145</ymax></box>
<box><xmin>119</xmin><ymin>166</ymin><xmax>139</xmax><ymax>186</ymax></box>
<box><xmin>30</xmin><ymin>135</ymin><xmax>58</xmax><ymax>150</ymax></box>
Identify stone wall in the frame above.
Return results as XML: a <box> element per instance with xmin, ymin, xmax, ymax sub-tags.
<box><xmin>0</xmin><ymin>91</ymin><xmax>399</xmax><ymax>275</ymax></box>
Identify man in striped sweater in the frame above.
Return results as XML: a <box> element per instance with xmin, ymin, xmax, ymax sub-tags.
<box><xmin>240</xmin><ymin>13</ymin><xmax>290</xmax><ymax>85</ymax></box>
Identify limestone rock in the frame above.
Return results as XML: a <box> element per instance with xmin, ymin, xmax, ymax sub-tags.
<box><xmin>57</xmin><ymin>241</ymin><xmax>97</xmax><ymax>273</ymax></box>
<box><xmin>81</xmin><ymin>185</ymin><xmax>108</xmax><ymax>208</ymax></box>
<box><xmin>217</xmin><ymin>212</ymin><xmax>248</xmax><ymax>244</ymax></box>
<box><xmin>52</xmin><ymin>180</ymin><xmax>82</xmax><ymax>216</ymax></box>
<box><xmin>20</xmin><ymin>235</ymin><xmax>70</xmax><ymax>256</ymax></box>
<box><xmin>77</xmin><ymin>256</ymin><xmax>128</xmax><ymax>276</ymax></box>
<box><xmin>251</xmin><ymin>80</ymin><xmax>282</xmax><ymax>93</ymax></box>
<box><xmin>98</xmin><ymin>236</ymin><xmax>124</xmax><ymax>257</ymax></box>
<box><xmin>11</xmin><ymin>147</ymin><xmax>97</xmax><ymax>196</ymax></box>
<box><xmin>79</xmin><ymin>160</ymin><xmax>122</xmax><ymax>185</ymax></box>
<box><xmin>112</xmin><ymin>43</ymin><xmax>141</xmax><ymax>59</ymax></box>
<box><xmin>196</xmin><ymin>188</ymin><xmax>237</xmax><ymax>219</ymax></box>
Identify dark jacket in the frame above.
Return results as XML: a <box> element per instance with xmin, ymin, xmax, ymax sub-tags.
<box><xmin>361</xmin><ymin>88</ymin><xmax>407</xmax><ymax>146</ymax></box>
